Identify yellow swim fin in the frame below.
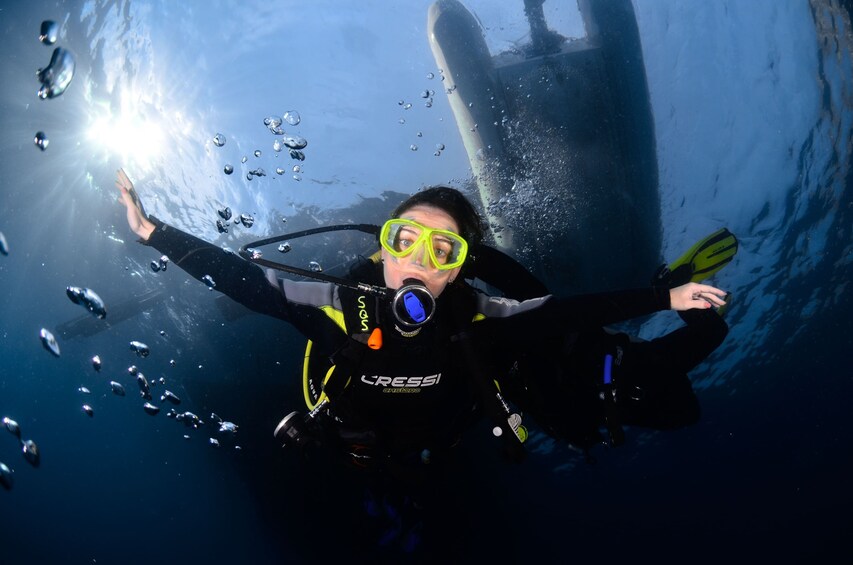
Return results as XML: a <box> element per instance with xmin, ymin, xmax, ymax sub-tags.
<box><xmin>666</xmin><ymin>228</ymin><xmax>739</xmax><ymax>286</ymax></box>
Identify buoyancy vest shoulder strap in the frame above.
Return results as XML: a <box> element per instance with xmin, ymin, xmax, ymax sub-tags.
<box><xmin>318</xmin><ymin>285</ymin><xmax>381</xmax><ymax>400</ymax></box>
<box><xmin>446</xmin><ymin>284</ymin><xmax>528</xmax><ymax>461</ymax></box>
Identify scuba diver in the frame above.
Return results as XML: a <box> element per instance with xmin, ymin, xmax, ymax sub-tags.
<box><xmin>114</xmin><ymin>167</ymin><xmax>729</xmax><ymax>553</ymax></box>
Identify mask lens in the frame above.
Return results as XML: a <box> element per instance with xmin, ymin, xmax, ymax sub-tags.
<box><xmin>428</xmin><ymin>232</ymin><xmax>465</xmax><ymax>268</ymax></box>
<box><xmin>386</xmin><ymin>221</ymin><xmax>423</xmax><ymax>256</ymax></box>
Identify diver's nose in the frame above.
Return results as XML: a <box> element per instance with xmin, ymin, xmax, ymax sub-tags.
<box><xmin>406</xmin><ymin>243</ymin><xmax>430</xmax><ymax>269</ymax></box>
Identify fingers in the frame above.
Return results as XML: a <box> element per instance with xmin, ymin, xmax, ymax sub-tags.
<box><xmin>691</xmin><ymin>284</ymin><xmax>727</xmax><ymax>308</ymax></box>
<box><xmin>695</xmin><ymin>291</ymin><xmax>726</xmax><ymax>308</ymax></box>
<box><xmin>115</xmin><ymin>169</ymin><xmax>134</xmax><ymax>193</ymax></box>
<box><xmin>115</xmin><ymin>169</ymin><xmax>142</xmax><ymax>210</ymax></box>
<box><xmin>116</xmin><ymin>168</ymin><xmax>130</xmax><ymax>186</ymax></box>
<box><xmin>691</xmin><ymin>284</ymin><xmax>727</xmax><ymax>305</ymax></box>
<box><xmin>114</xmin><ymin>182</ymin><xmax>132</xmax><ymax>209</ymax></box>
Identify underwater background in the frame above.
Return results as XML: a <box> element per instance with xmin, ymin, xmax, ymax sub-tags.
<box><xmin>1</xmin><ymin>0</ymin><xmax>851</xmax><ymax>563</ymax></box>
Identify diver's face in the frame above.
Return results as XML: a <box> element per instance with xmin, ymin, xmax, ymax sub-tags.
<box><xmin>381</xmin><ymin>204</ymin><xmax>462</xmax><ymax>298</ymax></box>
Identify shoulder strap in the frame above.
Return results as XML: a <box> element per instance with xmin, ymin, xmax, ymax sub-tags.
<box><xmin>446</xmin><ymin>284</ymin><xmax>528</xmax><ymax>462</ymax></box>
<box><xmin>321</xmin><ymin>286</ymin><xmax>382</xmax><ymax>400</ymax></box>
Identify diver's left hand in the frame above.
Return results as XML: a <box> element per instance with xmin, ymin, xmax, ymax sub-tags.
<box><xmin>669</xmin><ymin>283</ymin><xmax>728</xmax><ymax>311</ymax></box>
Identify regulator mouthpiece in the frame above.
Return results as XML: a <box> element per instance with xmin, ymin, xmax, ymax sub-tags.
<box><xmin>392</xmin><ymin>278</ymin><xmax>435</xmax><ymax>328</ymax></box>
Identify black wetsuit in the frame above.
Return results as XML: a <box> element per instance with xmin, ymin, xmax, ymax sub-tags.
<box><xmin>143</xmin><ymin>219</ymin><xmax>674</xmax><ymax>460</ymax></box>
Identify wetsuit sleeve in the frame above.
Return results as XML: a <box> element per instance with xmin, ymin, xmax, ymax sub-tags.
<box><xmin>662</xmin><ymin>308</ymin><xmax>729</xmax><ymax>374</ymax></box>
<box><xmin>475</xmin><ymin>286</ymin><xmax>671</xmax><ymax>337</ymax></box>
<box><xmin>142</xmin><ymin>217</ymin><xmax>288</xmax><ymax>317</ymax></box>
<box><xmin>468</xmin><ymin>244</ymin><xmax>549</xmax><ymax>300</ymax></box>
<box><xmin>552</xmin><ymin>287</ymin><xmax>671</xmax><ymax>328</ymax></box>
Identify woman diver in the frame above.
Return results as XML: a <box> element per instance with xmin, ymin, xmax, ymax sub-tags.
<box><xmin>115</xmin><ymin>167</ymin><xmax>731</xmax><ymax>556</ymax></box>
<box><xmin>115</xmin><ymin>168</ymin><xmax>728</xmax><ymax>468</ymax></box>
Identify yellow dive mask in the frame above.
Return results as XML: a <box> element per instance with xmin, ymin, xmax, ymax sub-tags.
<box><xmin>379</xmin><ymin>218</ymin><xmax>468</xmax><ymax>270</ymax></box>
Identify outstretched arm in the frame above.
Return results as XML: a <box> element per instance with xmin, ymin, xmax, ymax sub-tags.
<box><xmin>473</xmin><ymin>281</ymin><xmax>729</xmax><ymax>347</ymax></box>
<box><xmin>113</xmin><ymin>169</ymin><xmax>290</xmax><ymax>319</ymax></box>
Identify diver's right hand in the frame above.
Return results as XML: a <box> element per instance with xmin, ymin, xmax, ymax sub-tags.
<box><xmin>115</xmin><ymin>168</ymin><xmax>155</xmax><ymax>241</ymax></box>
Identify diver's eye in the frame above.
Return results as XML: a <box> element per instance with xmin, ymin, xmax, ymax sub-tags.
<box><xmin>394</xmin><ymin>226</ymin><xmax>421</xmax><ymax>252</ymax></box>
<box><xmin>431</xmin><ymin>236</ymin><xmax>454</xmax><ymax>264</ymax></box>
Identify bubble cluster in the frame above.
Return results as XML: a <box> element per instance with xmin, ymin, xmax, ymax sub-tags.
<box><xmin>395</xmin><ymin>83</ymin><xmax>443</xmax><ymax>150</ymax></box>
<box><xmin>26</xmin><ymin>279</ymin><xmax>247</xmax><ymax>462</ymax></box>
<box><xmin>0</xmin><ymin>418</ymin><xmax>43</xmax><ymax>488</ymax></box>
<box><xmin>170</xmin><ymin>410</ymin><xmax>203</xmax><ymax>428</ymax></box>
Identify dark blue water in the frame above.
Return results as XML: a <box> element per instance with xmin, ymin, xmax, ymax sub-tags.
<box><xmin>2</xmin><ymin>0</ymin><xmax>852</xmax><ymax>563</ymax></box>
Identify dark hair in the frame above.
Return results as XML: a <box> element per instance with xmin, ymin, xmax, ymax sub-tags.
<box><xmin>390</xmin><ymin>186</ymin><xmax>485</xmax><ymax>248</ymax></box>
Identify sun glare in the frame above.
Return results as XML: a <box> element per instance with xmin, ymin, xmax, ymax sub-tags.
<box><xmin>87</xmin><ymin>95</ymin><xmax>165</xmax><ymax>170</ymax></box>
